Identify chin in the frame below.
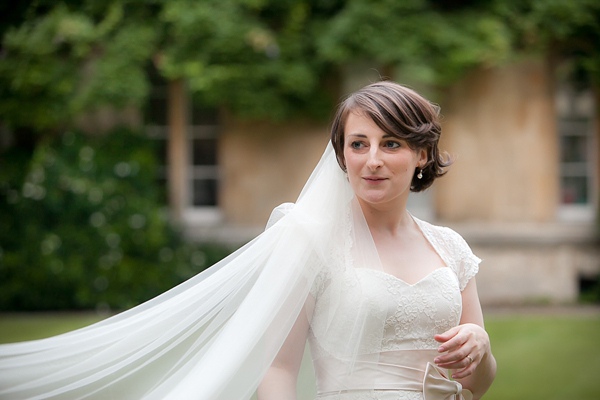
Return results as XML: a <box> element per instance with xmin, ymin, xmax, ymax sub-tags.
<box><xmin>357</xmin><ymin>194</ymin><xmax>390</xmax><ymax>206</ymax></box>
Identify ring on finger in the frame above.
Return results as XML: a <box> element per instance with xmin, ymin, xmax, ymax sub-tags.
<box><xmin>466</xmin><ymin>355</ymin><xmax>473</xmax><ymax>364</ymax></box>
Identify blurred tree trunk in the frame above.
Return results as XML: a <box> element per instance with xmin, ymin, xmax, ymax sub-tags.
<box><xmin>167</xmin><ymin>79</ymin><xmax>188</xmax><ymax>222</ymax></box>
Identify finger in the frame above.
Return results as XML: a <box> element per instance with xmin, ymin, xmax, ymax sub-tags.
<box><xmin>435</xmin><ymin>351</ymin><xmax>473</xmax><ymax>368</ymax></box>
<box><xmin>435</xmin><ymin>340</ymin><xmax>476</xmax><ymax>364</ymax></box>
<box><xmin>434</xmin><ymin>326</ymin><xmax>461</xmax><ymax>343</ymax></box>
<box><xmin>437</xmin><ymin>360</ymin><xmax>472</xmax><ymax>371</ymax></box>
<box><xmin>450</xmin><ymin>362</ymin><xmax>476</xmax><ymax>380</ymax></box>
<box><xmin>437</xmin><ymin>352</ymin><xmax>475</xmax><ymax>371</ymax></box>
<box><xmin>436</xmin><ymin>331</ymin><xmax>469</xmax><ymax>353</ymax></box>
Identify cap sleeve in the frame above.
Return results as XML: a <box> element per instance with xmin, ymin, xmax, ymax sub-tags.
<box><xmin>413</xmin><ymin>217</ymin><xmax>481</xmax><ymax>291</ymax></box>
<box><xmin>446</xmin><ymin>228</ymin><xmax>481</xmax><ymax>291</ymax></box>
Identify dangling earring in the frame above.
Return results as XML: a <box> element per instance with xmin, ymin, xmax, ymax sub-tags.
<box><xmin>417</xmin><ymin>169</ymin><xmax>423</xmax><ymax>179</ymax></box>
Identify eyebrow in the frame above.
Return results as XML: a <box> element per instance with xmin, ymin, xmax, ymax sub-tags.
<box><xmin>346</xmin><ymin>133</ymin><xmax>397</xmax><ymax>139</ymax></box>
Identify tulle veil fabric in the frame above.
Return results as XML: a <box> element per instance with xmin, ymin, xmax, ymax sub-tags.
<box><xmin>0</xmin><ymin>142</ymin><xmax>388</xmax><ymax>399</ymax></box>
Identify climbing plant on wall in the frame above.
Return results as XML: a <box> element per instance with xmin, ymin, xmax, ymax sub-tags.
<box><xmin>1</xmin><ymin>0</ymin><xmax>598</xmax><ymax>129</ymax></box>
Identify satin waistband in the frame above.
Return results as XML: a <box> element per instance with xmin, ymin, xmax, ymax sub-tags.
<box><xmin>313</xmin><ymin>349</ymin><xmax>472</xmax><ymax>400</ymax></box>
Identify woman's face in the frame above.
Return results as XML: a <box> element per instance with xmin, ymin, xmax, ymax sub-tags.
<box><xmin>343</xmin><ymin>111</ymin><xmax>426</xmax><ymax>211</ymax></box>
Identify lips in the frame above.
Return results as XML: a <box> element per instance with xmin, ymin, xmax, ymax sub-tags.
<box><xmin>363</xmin><ymin>176</ymin><xmax>387</xmax><ymax>183</ymax></box>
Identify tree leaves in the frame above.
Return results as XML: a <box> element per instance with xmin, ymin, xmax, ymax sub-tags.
<box><xmin>1</xmin><ymin>0</ymin><xmax>599</xmax><ymax>130</ymax></box>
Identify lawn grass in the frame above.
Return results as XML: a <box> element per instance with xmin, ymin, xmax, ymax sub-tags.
<box><xmin>1</xmin><ymin>311</ymin><xmax>599</xmax><ymax>399</ymax></box>
<box><xmin>0</xmin><ymin>312</ymin><xmax>107</xmax><ymax>344</ymax></box>
<box><xmin>483</xmin><ymin>312</ymin><xmax>600</xmax><ymax>400</ymax></box>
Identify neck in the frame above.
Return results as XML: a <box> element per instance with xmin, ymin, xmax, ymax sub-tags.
<box><xmin>357</xmin><ymin>197</ymin><xmax>413</xmax><ymax>236</ymax></box>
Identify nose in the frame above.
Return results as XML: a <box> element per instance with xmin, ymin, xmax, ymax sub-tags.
<box><xmin>366</xmin><ymin>147</ymin><xmax>383</xmax><ymax>171</ymax></box>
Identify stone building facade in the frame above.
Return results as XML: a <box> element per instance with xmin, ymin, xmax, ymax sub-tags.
<box><xmin>159</xmin><ymin>60</ymin><xmax>599</xmax><ymax>305</ymax></box>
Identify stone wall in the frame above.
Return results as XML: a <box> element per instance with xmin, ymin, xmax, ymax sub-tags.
<box><xmin>436</xmin><ymin>61</ymin><xmax>560</xmax><ymax>223</ymax></box>
<box><xmin>218</xmin><ymin>117</ymin><xmax>330</xmax><ymax>226</ymax></box>
<box><xmin>450</xmin><ymin>222</ymin><xmax>599</xmax><ymax>305</ymax></box>
<box><xmin>202</xmin><ymin>62</ymin><xmax>599</xmax><ymax>305</ymax></box>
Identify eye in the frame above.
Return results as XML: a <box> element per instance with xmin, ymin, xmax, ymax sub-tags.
<box><xmin>383</xmin><ymin>141</ymin><xmax>401</xmax><ymax>149</ymax></box>
<box><xmin>350</xmin><ymin>141</ymin><xmax>365</xmax><ymax>149</ymax></box>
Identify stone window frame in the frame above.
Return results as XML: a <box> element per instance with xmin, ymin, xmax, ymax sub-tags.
<box><xmin>145</xmin><ymin>76</ymin><xmax>222</xmax><ymax>225</ymax></box>
<box><xmin>555</xmin><ymin>72</ymin><xmax>598</xmax><ymax>222</ymax></box>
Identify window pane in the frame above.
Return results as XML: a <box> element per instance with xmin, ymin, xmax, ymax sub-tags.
<box><xmin>559</xmin><ymin>118</ymin><xmax>589</xmax><ymax>135</ymax></box>
<box><xmin>155</xmin><ymin>139</ymin><xmax>167</xmax><ymax>166</ymax></box>
<box><xmin>191</xmin><ymin>106</ymin><xmax>218</xmax><ymax>125</ymax></box>
<box><xmin>561</xmin><ymin>135</ymin><xmax>587</xmax><ymax>163</ymax></box>
<box><xmin>192</xmin><ymin>179</ymin><xmax>218</xmax><ymax>206</ymax></box>
<box><xmin>145</xmin><ymin>97</ymin><xmax>168</xmax><ymax>125</ymax></box>
<box><xmin>193</xmin><ymin>138</ymin><xmax>217</xmax><ymax>166</ymax></box>
<box><xmin>561</xmin><ymin>176</ymin><xmax>588</xmax><ymax>204</ymax></box>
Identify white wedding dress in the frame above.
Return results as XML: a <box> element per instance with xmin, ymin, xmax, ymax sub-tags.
<box><xmin>307</xmin><ymin>202</ymin><xmax>480</xmax><ymax>400</ymax></box>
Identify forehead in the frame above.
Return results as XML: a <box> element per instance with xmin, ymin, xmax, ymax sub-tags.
<box><xmin>344</xmin><ymin>111</ymin><xmax>378</xmax><ymax>131</ymax></box>
<box><xmin>343</xmin><ymin>109</ymin><xmax>399</xmax><ymax>140</ymax></box>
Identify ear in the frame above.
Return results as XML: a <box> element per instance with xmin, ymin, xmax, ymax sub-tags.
<box><xmin>417</xmin><ymin>148</ymin><xmax>427</xmax><ymax>167</ymax></box>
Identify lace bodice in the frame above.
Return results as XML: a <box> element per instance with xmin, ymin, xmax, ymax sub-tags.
<box><xmin>309</xmin><ymin>216</ymin><xmax>480</xmax><ymax>353</ymax></box>
<box><xmin>309</xmin><ymin>263</ymin><xmax>464</xmax><ymax>356</ymax></box>
<box><xmin>372</xmin><ymin>267</ymin><xmax>462</xmax><ymax>351</ymax></box>
<box><xmin>307</xmin><ymin>215</ymin><xmax>481</xmax><ymax>398</ymax></box>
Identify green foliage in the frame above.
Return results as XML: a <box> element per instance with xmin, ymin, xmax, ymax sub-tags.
<box><xmin>0</xmin><ymin>129</ymin><xmax>231</xmax><ymax>311</ymax></box>
<box><xmin>493</xmin><ymin>0</ymin><xmax>600</xmax><ymax>84</ymax></box>
<box><xmin>315</xmin><ymin>0</ymin><xmax>513</xmax><ymax>85</ymax></box>
<box><xmin>1</xmin><ymin>0</ymin><xmax>599</xmax><ymax>128</ymax></box>
<box><xmin>158</xmin><ymin>0</ymin><xmax>331</xmax><ymax>120</ymax></box>
<box><xmin>0</xmin><ymin>3</ymin><xmax>156</xmax><ymax>130</ymax></box>
<box><xmin>579</xmin><ymin>277</ymin><xmax>600</xmax><ymax>304</ymax></box>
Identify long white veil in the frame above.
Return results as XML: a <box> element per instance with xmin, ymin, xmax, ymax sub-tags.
<box><xmin>0</xmin><ymin>142</ymin><xmax>390</xmax><ymax>400</ymax></box>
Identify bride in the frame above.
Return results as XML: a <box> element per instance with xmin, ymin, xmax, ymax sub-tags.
<box><xmin>0</xmin><ymin>81</ymin><xmax>496</xmax><ymax>400</ymax></box>
<box><xmin>258</xmin><ymin>81</ymin><xmax>496</xmax><ymax>400</ymax></box>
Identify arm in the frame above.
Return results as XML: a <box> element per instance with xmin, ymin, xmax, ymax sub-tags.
<box><xmin>433</xmin><ymin>277</ymin><xmax>497</xmax><ymax>400</ymax></box>
<box><xmin>257</xmin><ymin>303</ymin><xmax>311</xmax><ymax>400</ymax></box>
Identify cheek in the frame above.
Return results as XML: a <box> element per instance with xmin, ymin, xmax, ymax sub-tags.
<box><xmin>343</xmin><ymin>149</ymin><xmax>357</xmax><ymax>171</ymax></box>
<box><xmin>394</xmin><ymin>152</ymin><xmax>418</xmax><ymax>170</ymax></box>
<box><xmin>342</xmin><ymin>152</ymin><xmax>363</xmax><ymax>185</ymax></box>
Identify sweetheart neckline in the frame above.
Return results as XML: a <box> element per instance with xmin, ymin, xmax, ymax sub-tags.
<box><xmin>360</xmin><ymin>267</ymin><xmax>453</xmax><ymax>287</ymax></box>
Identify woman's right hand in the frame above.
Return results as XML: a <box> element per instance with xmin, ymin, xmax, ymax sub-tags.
<box><xmin>433</xmin><ymin>323</ymin><xmax>491</xmax><ymax>379</ymax></box>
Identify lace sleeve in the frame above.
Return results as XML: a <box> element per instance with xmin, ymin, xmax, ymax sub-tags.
<box><xmin>310</xmin><ymin>261</ymin><xmax>330</xmax><ymax>298</ymax></box>
<box><xmin>414</xmin><ymin>217</ymin><xmax>481</xmax><ymax>291</ymax></box>
<box><xmin>442</xmin><ymin>227</ymin><xmax>481</xmax><ymax>291</ymax></box>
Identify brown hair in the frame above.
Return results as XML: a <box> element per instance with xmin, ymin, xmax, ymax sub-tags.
<box><xmin>330</xmin><ymin>81</ymin><xmax>452</xmax><ymax>192</ymax></box>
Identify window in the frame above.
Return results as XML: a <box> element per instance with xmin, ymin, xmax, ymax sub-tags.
<box><xmin>560</xmin><ymin>116</ymin><xmax>592</xmax><ymax>204</ymax></box>
<box><xmin>556</xmin><ymin>64</ymin><xmax>597</xmax><ymax>221</ymax></box>
<box><xmin>145</xmin><ymin>79</ymin><xmax>169</xmax><ymax>206</ymax></box>
<box><xmin>189</xmin><ymin>119</ymin><xmax>219</xmax><ymax>207</ymax></box>
<box><xmin>145</xmin><ymin>68</ymin><xmax>221</xmax><ymax>222</ymax></box>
